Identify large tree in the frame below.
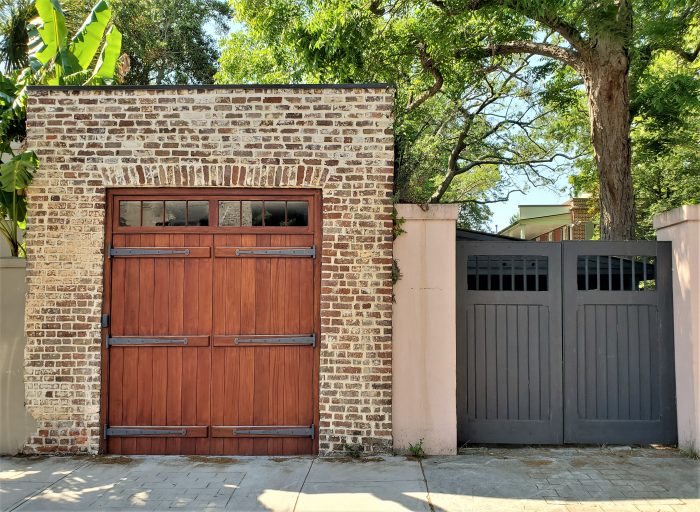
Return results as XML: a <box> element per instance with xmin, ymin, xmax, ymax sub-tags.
<box><xmin>378</xmin><ymin>0</ymin><xmax>699</xmax><ymax>239</ymax></box>
<box><xmin>218</xmin><ymin>1</ymin><xmax>578</xmax><ymax>228</ymax></box>
<box><xmin>221</xmin><ymin>0</ymin><xmax>699</xmax><ymax>239</ymax></box>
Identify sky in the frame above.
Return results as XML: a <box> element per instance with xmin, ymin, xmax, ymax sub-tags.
<box><xmin>488</xmin><ymin>176</ymin><xmax>571</xmax><ymax>233</ymax></box>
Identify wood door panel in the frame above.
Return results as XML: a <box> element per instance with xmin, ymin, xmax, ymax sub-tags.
<box><xmin>106</xmin><ymin>192</ymin><xmax>319</xmax><ymax>455</ymax></box>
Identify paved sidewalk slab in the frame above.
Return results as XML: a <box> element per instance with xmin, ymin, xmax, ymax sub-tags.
<box><xmin>1</xmin><ymin>448</ymin><xmax>698</xmax><ymax>512</ymax></box>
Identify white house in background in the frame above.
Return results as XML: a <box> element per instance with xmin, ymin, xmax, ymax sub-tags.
<box><xmin>499</xmin><ymin>195</ymin><xmax>595</xmax><ymax>241</ymax></box>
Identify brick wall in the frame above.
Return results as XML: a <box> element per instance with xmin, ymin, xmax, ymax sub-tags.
<box><xmin>570</xmin><ymin>197</ymin><xmax>594</xmax><ymax>240</ymax></box>
<box><xmin>24</xmin><ymin>85</ymin><xmax>395</xmax><ymax>454</ymax></box>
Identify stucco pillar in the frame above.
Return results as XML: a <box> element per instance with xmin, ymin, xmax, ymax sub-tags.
<box><xmin>392</xmin><ymin>204</ymin><xmax>460</xmax><ymax>455</ymax></box>
<box><xmin>654</xmin><ymin>205</ymin><xmax>700</xmax><ymax>453</ymax></box>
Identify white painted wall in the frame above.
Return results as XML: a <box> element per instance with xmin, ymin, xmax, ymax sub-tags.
<box><xmin>654</xmin><ymin>205</ymin><xmax>700</xmax><ymax>453</ymax></box>
<box><xmin>393</xmin><ymin>204</ymin><xmax>459</xmax><ymax>455</ymax></box>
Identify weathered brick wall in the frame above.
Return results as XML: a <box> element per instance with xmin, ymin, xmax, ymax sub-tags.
<box><xmin>24</xmin><ymin>85</ymin><xmax>394</xmax><ymax>454</ymax></box>
<box><xmin>570</xmin><ymin>197</ymin><xmax>594</xmax><ymax>240</ymax></box>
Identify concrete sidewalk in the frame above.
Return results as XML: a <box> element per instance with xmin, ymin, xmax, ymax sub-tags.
<box><xmin>1</xmin><ymin>447</ymin><xmax>698</xmax><ymax>512</ymax></box>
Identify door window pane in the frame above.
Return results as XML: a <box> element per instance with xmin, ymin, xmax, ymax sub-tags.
<box><xmin>142</xmin><ymin>201</ymin><xmax>164</xmax><ymax>226</ymax></box>
<box><xmin>286</xmin><ymin>201</ymin><xmax>308</xmax><ymax>226</ymax></box>
<box><xmin>187</xmin><ymin>201</ymin><xmax>209</xmax><ymax>226</ymax></box>
<box><xmin>119</xmin><ymin>201</ymin><xmax>140</xmax><ymax>226</ymax></box>
<box><xmin>264</xmin><ymin>201</ymin><xmax>286</xmax><ymax>226</ymax></box>
<box><xmin>241</xmin><ymin>201</ymin><xmax>263</xmax><ymax>226</ymax></box>
<box><xmin>165</xmin><ymin>201</ymin><xmax>186</xmax><ymax>226</ymax></box>
<box><xmin>219</xmin><ymin>201</ymin><xmax>241</xmax><ymax>226</ymax></box>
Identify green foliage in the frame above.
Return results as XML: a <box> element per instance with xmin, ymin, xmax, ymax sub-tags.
<box><xmin>408</xmin><ymin>438</ymin><xmax>425</xmax><ymax>459</ymax></box>
<box><xmin>0</xmin><ymin>0</ymin><xmax>122</xmax><ymax>256</ymax></box>
<box><xmin>218</xmin><ymin>0</ymin><xmax>574</xmax><ymax>228</ymax></box>
<box><xmin>0</xmin><ymin>0</ymin><xmax>36</xmax><ymax>71</ymax></box>
<box><xmin>28</xmin><ymin>0</ymin><xmax>122</xmax><ymax>84</ymax></box>
<box><xmin>91</xmin><ymin>0</ymin><xmax>230</xmax><ymax>85</ymax></box>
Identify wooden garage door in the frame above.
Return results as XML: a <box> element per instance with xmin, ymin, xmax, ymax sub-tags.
<box><xmin>102</xmin><ymin>189</ymin><xmax>320</xmax><ymax>455</ymax></box>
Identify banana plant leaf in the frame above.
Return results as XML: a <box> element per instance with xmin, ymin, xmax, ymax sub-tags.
<box><xmin>89</xmin><ymin>25</ymin><xmax>122</xmax><ymax>84</ymax></box>
<box><xmin>33</xmin><ymin>0</ymin><xmax>69</xmax><ymax>78</ymax></box>
<box><xmin>0</xmin><ymin>151</ymin><xmax>38</xmax><ymax>224</ymax></box>
<box><xmin>0</xmin><ymin>151</ymin><xmax>38</xmax><ymax>192</ymax></box>
<box><xmin>68</xmin><ymin>0</ymin><xmax>112</xmax><ymax>72</ymax></box>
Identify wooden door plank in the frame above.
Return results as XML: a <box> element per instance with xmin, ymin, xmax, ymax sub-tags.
<box><xmin>238</xmin><ymin>347</ymin><xmax>255</xmax><ymax>455</ymax></box>
<box><xmin>166</xmin><ymin>347</ymin><xmax>183</xmax><ymax>454</ymax></box>
<box><xmin>152</xmin><ymin>233</ymin><xmax>170</xmax><ymax>455</ymax></box>
<box><xmin>196</xmin><ymin>346</ymin><xmax>211</xmax><ymax>454</ymax></box>
<box><xmin>107</xmin><ymin>347</ymin><xmax>124</xmax><ymax>454</ymax></box>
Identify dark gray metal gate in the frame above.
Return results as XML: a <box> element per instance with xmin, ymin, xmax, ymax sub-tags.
<box><xmin>457</xmin><ymin>242</ymin><xmax>563</xmax><ymax>444</ymax></box>
<box><xmin>457</xmin><ymin>240</ymin><xmax>676</xmax><ymax>446</ymax></box>
<box><xmin>562</xmin><ymin>242</ymin><xmax>676</xmax><ymax>444</ymax></box>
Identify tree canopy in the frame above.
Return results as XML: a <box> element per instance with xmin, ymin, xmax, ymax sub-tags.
<box><xmin>218</xmin><ymin>0</ymin><xmax>700</xmax><ymax>238</ymax></box>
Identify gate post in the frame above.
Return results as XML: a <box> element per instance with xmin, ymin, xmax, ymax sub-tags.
<box><xmin>392</xmin><ymin>204</ymin><xmax>460</xmax><ymax>455</ymax></box>
<box><xmin>654</xmin><ymin>205</ymin><xmax>700</xmax><ymax>453</ymax></box>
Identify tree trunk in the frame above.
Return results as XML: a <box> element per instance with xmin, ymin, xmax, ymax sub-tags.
<box><xmin>583</xmin><ymin>43</ymin><xmax>636</xmax><ymax>240</ymax></box>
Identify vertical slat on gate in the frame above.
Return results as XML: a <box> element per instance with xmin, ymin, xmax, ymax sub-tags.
<box><xmin>475</xmin><ymin>305</ymin><xmax>486</xmax><ymax>420</ymax></box>
<box><xmin>527</xmin><ymin>306</ymin><xmax>541</xmax><ymax>419</ymax></box>
<box><xmin>210</xmin><ymin>234</ymin><xmax>225</xmax><ymax>454</ymax></box>
<box><xmin>239</xmin><ymin>234</ymin><xmax>256</xmax><ymax>455</ymax></box>
<box><xmin>649</xmin><ymin>306</ymin><xmax>660</xmax><ymax>421</ymax></box>
<box><xmin>496</xmin><ymin>305</ymin><xmax>508</xmax><ymax>419</ymax></box>
<box><xmin>466</xmin><ymin>306</ymin><xmax>477</xmax><ymax>421</ymax></box>
<box><xmin>108</xmin><ymin>235</ymin><xmax>125</xmax><ymax>454</ymax></box>
<box><xmin>617</xmin><ymin>305</ymin><xmax>630</xmax><ymax>420</ymax></box>
<box><xmin>639</xmin><ymin>305</ymin><xmax>652</xmax><ymax>420</ymax></box>
<box><xmin>268</xmin><ymin>234</ymin><xmax>285</xmax><ymax>455</ymax></box>
<box><xmin>595</xmin><ymin>305</ymin><xmax>608</xmax><ymax>419</ymax></box>
<box><xmin>151</xmin><ymin>233</ymin><xmax>169</xmax><ymax>455</ymax></box>
<box><xmin>253</xmin><ymin>234</ymin><xmax>272</xmax><ymax>455</ymax></box>
<box><xmin>122</xmin><ymin>233</ymin><xmax>140</xmax><ymax>454</ymax></box>
<box><xmin>539</xmin><ymin>306</ymin><xmax>550</xmax><ymax>420</ymax></box>
<box><xmin>517</xmin><ymin>305</ymin><xmax>529</xmax><ymax>420</ymax></box>
<box><xmin>585</xmin><ymin>305</ymin><xmax>597</xmax><ymax>419</ymax></box>
<box><xmin>506</xmin><ymin>305</ymin><xmax>518</xmax><ymax>420</ymax></box>
<box><xmin>485</xmin><ymin>306</ymin><xmax>497</xmax><ymax>420</ymax></box>
<box><xmin>137</xmin><ymin>234</ymin><xmax>155</xmax><ymax>454</ymax></box>
<box><xmin>605</xmin><ymin>306</ymin><xmax>618</xmax><ymax>420</ymax></box>
<box><xmin>628</xmin><ymin>306</ymin><xmax>641</xmax><ymax>420</ymax></box>
<box><xmin>576</xmin><ymin>307</ymin><xmax>585</xmax><ymax>418</ymax></box>
<box><xmin>166</xmin><ymin>232</ymin><xmax>184</xmax><ymax>454</ymax></box>
<box><xmin>198</xmin><ymin>234</ymin><xmax>213</xmax><ymax>455</ymax></box>
<box><xmin>180</xmin><ymin>233</ymin><xmax>199</xmax><ymax>455</ymax></box>
<box><xmin>297</xmin><ymin>234</ymin><xmax>315</xmax><ymax>455</ymax></box>
<box><xmin>285</xmin><ymin>239</ymin><xmax>302</xmax><ymax>454</ymax></box>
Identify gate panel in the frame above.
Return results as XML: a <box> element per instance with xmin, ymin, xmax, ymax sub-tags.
<box><xmin>457</xmin><ymin>242</ymin><xmax>563</xmax><ymax>444</ymax></box>
<box><xmin>562</xmin><ymin>242</ymin><xmax>676</xmax><ymax>444</ymax></box>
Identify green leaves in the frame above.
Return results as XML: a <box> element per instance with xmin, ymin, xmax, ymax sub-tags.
<box><xmin>68</xmin><ymin>0</ymin><xmax>112</xmax><ymax>71</ymax></box>
<box><xmin>32</xmin><ymin>0</ymin><xmax>68</xmax><ymax>66</ymax></box>
<box><xmin>29</xmin><ymin>0</ymin><xmax>121</xmax><ymax>85</ymax></box>
<box><xmin>0</xmin><ymin>150</ymin><xmax>38</xmax><ymax>224</ymax></box>
<box><xmin>90</xmin><ymin>25</ymin><xmax>122</xmax><ymax>84</ymax></box>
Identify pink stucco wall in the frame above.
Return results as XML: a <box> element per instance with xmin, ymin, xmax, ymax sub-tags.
<box><xmin>654</xmin><ymin>205</ymin><xmax>700</xmax><ymax>453</ymax></box>
<box><xmin>392</xmin><ymin>204</ymin><xmax>460</xmax><ymax>455</ymax></box>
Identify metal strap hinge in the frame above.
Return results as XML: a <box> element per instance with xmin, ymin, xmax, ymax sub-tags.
<box><xmin>109</xmin><ymin>247</ymin><xmax>190</xmax><ymax>257</ymax></box>
<box><xmin>233</xmin><ymin>426</ymin><xmax>314</xmax><ymax>439</ymax></box>
<box><xmin>107</xmin><ymin>337</ymin><xmax>188</xmax><ymax>347</ymax></box>
<box><xmin>234</xmin><ymin>334</ymin><xmax>315</xmax><ymax>347</ymax></box>
<box><xmin>105</xmin><ymin>427</ymin><xmax>186</xmax><ymax>437</ymax></box>
<box><xmin>234</xmin><ymin>246</ymin><xmax>315</xmax><ymax>258</ymax></box>
<box><xmin>101</xmin><ymin>314</ymin><xmax>109</xmax><ymax>328</ymax></box>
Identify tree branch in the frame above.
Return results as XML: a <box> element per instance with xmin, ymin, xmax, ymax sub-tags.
<box><xmin>465</xmin><ymin>41</ymin><xmax>583</xmax><ymax>72</ymax></box>
<box><xmin>405</xmin><ymin>42</ymin><xmax>444</xmax><ymax>112</ymax></box>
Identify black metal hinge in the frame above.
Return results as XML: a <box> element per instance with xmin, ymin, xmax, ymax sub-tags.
<box><xmin>105</xmin><ymin>427</ymin><xmax>186</xmax><ymax>437</ymax></box>
<box><xmin>234</xmin><ymin>334</ymin><xmax>315</xmax><ymax>347</ymax></box>
<box><xmin>107</xmin><ymin>337</ymin><xmax>188</xmax><ymax>347</ymax></box>
<box><xmin>101</xmin><ymin>314</ymin><xmax>109</xmax><ymax>328</ymax></box>
<box><xmin>234</xmin><ymin>247</ymin><xmax>316</xmax><ymax>258</ymax></box>
<box><xmin>109</xmin><ymin>247</ymin><xmax>191</xmax><ymax>258</ymax></box>
<box><xmin>233</xmin><ymin>426</ymin><xmax>314</xmax><ymax>439</ymax></box>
